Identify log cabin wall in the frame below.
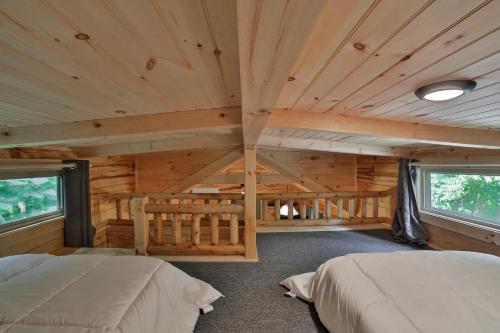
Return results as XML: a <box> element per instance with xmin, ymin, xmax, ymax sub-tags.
<box><xmin>135</xmin><ymin>148</ymin><xmax>359</xmax><ymax>194</ymax></box>
<box><xmin>89</xmin><ymin>156</ymin><xmax>135</xmax><ymax>247</ymax></box>
<box><xmin>0</xmin><ymin>147</ymin><xmax>75</xmax><ymax>256</ymax></box>
<box><xmin>356</xmin><ymin>156</ymin><xmax>399</xmax><ymax>220</ymax></box>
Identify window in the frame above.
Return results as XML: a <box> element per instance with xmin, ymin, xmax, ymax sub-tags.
<box><xmin>419</xmin><ymin>168</ymin><xmax>500</xmax><ymax>228</ymax></box>
<box><xmin>0</xmin><ymin>174</ymin><xmax>63</xmax><ymax>232</ymax></box>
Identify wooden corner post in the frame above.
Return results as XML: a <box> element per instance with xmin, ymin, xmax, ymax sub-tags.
<box><xmin>132</xmin><ymin>196</ymin><xmax>149</xmax><ymax>256</ymax></box>
<box><xmin>244</xmin><ymin>145</ymin><xmax>257</xmax><ymax>260</ymax></box>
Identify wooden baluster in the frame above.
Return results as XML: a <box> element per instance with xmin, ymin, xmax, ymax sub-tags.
<box><xmin>372</xmin><ymin>197</ymin><xmax>379</xmax><ymax>217</ymax></box>
<box><xmin>300</xmin><ymin>199</ymin><xmax>307</xmax><ymax>220</ymax></box>
<box><xmin>274</xmin><ymin>199</ymin><xmax>280</xmax><ymax>221</ymax></box>
<box><xmin>116</xmin><ymin>199</ymin><xmax>122</xmax><ymax>220</ymax></box>
<box><xmin>262</xmin><ymin>200</ymin><xmax>269</xmax><ymax>220</ymax></box>
<box><xmin>172</xmin><ymin>214</ymin><xmax>182</xmax><ymax>245</ymax></box>
<box><xmin>131</xmin><ymin>197</ymin><xmax>149</xmax><ymax>256</ymax></box>
<box><xmin>211</xmin><ymin>214</ymin><xmax>219</xmax><ymax>245</ymax></box>
<box><xmin>337</xmin><ymin>199</ymin><xmax>344</xmax><ymax>218</ymax></box>
<box><xmin>287</xmin><ymin>199</ymin><xmax>294</xmax><ymax>220</ymax></box>
<box><xmin>218</xmin><ymin>199</ymin><xmax>224</xmax><ymax>220</ymax></box>
<box><xmin>349</xmin><ymin>199</ymin><xmax>355</xmax><ymax>218</ymax></box>
<box><xmin>128</xmin><ymin>198</ymin><xmax>133</xmax><ymax>219</ymax></box>
<box><xmin>154</xmin><ymin>212</ymin><xmax>163</xmax><ymax>245</ymax></box>
<box><xmin>361</xmin><ymin>198</ymin><xmax>367</xmax><ymax>219</ymax></box>
<box><xmin>192</xmin><ymin>214</ymin><xmax>201</xmax><ymax>245</ymax></box>
<box><xmin>205</xmin><ymin>199</ymin><xmax>210</xmax><ymax>220</ymax></box>
<box><xmin>230</xmin><ymin>214</ymin><xmax>239</xmax><ymax>245</ymax></box>
<box><xmin>326</xmin><ymin>199</ymin><xmax>332</xmax><ymax>219</ymax></box>
<box><xmin>313</xmin><ymin>198</ymin><xmax>319</xmax><ymax>220</ymax></box>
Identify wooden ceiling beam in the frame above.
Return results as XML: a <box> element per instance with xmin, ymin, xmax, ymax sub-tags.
<box><xmin>77</xmin><ymin>133</ymin><xmax>242</xmax><ymax>157</ymax></box>
<box><xmin>267</xmin><ymin>109</ymin><xmax>500</xmax><ymax>149</ymax></box>
<box><xmin>237</xmin><ymin>0</ymin><xmax>327</xmax><ymax>144</ymax></box>
<box><xmin>258</xmin><ymin>135</ymin><xmax>410</xmax><ymax>157</ymax></box>
<box><xmin>0</xmin><ymin>107</ymin><xmax>241</xmax><ymax>148</ymax></box>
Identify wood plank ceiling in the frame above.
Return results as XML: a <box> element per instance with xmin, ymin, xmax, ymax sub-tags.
<box><xmin>0</xmin><ymin>0</ymin><xmax>499</xmax><ymax>155</ymax></box>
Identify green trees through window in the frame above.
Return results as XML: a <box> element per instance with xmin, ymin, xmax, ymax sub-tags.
<box><xmin>430</xmin><ymin>172</ymin><xmax>500</xmax><ymax>225</ymax></box>
<box><xmin>0</xmin><ymin>176</ymin><xmax>61</xmax><ymax>225</ymax></box>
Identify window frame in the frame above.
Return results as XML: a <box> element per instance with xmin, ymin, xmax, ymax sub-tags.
<box><xmin>0</xmin><ymin>171</ymin><xmax>64</xmax><ymax>233</ymax></box>
<box><xmin>417</xmin><ymin>166</ymin><xmax>500</xmax><ymax>230</ymax></box>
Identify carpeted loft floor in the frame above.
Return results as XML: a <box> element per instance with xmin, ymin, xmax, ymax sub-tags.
<box><xmin>173</xmin><ymin>229</ymin><xmax>420</xmax><ymax>333</ymax></box>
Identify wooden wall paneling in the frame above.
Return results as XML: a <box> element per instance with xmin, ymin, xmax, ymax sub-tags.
<box><xmin>89</xmin><ymin>156</ymin><xmax>135</xmax><ymax>247</ymax></box>
<box><xmin>423</xmin><ymin>222</ymin><xmax>499</xmax><ymax>256</ymax></box>
<box><xmin>0</xmin><ymin>219</ymin><xmax>64</xmax><ymax>257</ymax></box>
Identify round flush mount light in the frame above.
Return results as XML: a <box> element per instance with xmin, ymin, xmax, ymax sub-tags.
<box><xmin>415</xmin><ymin>80</ymin><xmax>476</xmax><ymax>102</ymax></box>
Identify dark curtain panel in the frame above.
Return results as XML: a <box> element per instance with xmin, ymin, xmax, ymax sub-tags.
<box><xmin>391</xmin><ymin>158</ymin><xmax>428</xmax><ymax>245</ymax></box>
<box><xmin>63</xmin><ymin>160</ymin><xmax>94</xmax><ymax>247</ymax></box>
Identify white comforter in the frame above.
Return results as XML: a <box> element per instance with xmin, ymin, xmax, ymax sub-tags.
<box><xmin>0</xmin><ymin>254</ymin><xmax>222</xmax><ymax>333</ymax></box>
<box><xmin>282</xmin><ymin>251</ymin><xmax>500</xmax><ymax>333</ymax></box>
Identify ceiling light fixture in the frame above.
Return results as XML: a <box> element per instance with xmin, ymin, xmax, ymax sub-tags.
<box><xmin>415</xmin><ymin>80</ymin><xmax>476</xmax><ymax>102</ymax></box>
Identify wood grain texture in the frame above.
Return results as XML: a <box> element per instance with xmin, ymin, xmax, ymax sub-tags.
<box><xmin>237</xmin><ymin>0</ymin><xmax>326</xmax><ymax>144</ymax></box>
<box><xmin>89</xmin><ymin>156</ymin><xmax>135</xmax><ymax>247</ymax></box>
<box><xmin>0</xmin><ymin>219</ymin><xmax>64</xmax><ymax>257</ymax></box>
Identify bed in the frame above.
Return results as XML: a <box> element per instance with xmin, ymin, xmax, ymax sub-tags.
<box><xmin>0</xmin><ymin>254</ymin><xmax>222</xmax><ymax>333</ymax></box>
<box><xmin>281</xmin><ymin>251</ymin><xmax>500</xmax><ymax>333</ymax></box>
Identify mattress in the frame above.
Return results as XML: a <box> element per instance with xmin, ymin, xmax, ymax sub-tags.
<box><xmin>281</xmin><ymin>251</ymin><xmax>500</xmax><ymax>333</ymax></box>
<box><xmin>0</xmin><ymin>254</ymin><xmax>222</xmax><ymax>333</ymax></box>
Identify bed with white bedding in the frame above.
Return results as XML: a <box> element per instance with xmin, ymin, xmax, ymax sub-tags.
<box><xmin>0</xmin><ymin>254</ymin><xmax>222</xmax><ymax>333</ymax></box>
<box><xmin>281</xmin><ymin>251</ymin><xmax>500</xmax><ymax>333</ymax></box>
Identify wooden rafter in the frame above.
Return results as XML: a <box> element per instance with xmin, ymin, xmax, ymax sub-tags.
<box><xmin>268</xmin><ymin>109</ymin><xmax>500</xmax><ymax>149</ymax></box>
<box><xmin>164</xmin><ymin>147</ymin><xmax>244</xmax><ymax>193</ymax></box>
<box><xmin>237</xmin><ymin>0</ymin><xmax>327</xmax><ymax>144</ymax></box>
<box><xmin>77</xmin><ymin>133</ymin><xmax>242</xmax><ymax>157</ymax></box>
<box><xmin>258</xmin><ymin>135</ymin><xmax>410</xmax><ymax>157</ymax></box>
<box><xmin>0</xmin><ymin>107</ymin><xmax>241</xmax><ymax>148</ymax></box>
<box><xmin>256</xmin><ymin>149</ymin><xmax>329</xmax><ymax>192</ymax></box>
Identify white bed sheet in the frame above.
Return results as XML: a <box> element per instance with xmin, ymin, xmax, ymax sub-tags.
<box><xmin>282</xmin><ymin>251</ymin><xmax>500</xmax><ymax>333</ymax></box>
<box><xmin>0</xmin><ymin>254</ymin><xmax>222</xmax><ymax>333</ymax></box>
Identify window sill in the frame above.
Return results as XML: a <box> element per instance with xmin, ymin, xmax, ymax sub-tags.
<box><xmin>420</xmin><ymin>211</ymin><xmax>500</xmax><ymax>247</ymax></box>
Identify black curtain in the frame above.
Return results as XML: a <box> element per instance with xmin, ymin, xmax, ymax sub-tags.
<box><xmin>63</xmin><ymin>160</ymin><xmax>94</xmax><ymax>247</ymax></box>
<box><xmin>391</xmin><ymin>158</ymin><xmax>428</xmax><ymax>245</ymax></box>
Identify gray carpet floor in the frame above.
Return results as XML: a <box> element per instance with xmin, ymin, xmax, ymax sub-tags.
<box><xmin>173</xmin><ymin>229</ymin><xmax>420</xmax><ymax>333</ymax></box>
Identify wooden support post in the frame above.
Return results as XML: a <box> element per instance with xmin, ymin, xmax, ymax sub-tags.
<box><xmin>372</xmin><ymin>197</ymin><xmax>379</xmax><ymax>218</ymax></box>
<box><xmin>230</xmin><ymin>214</ymin><xmax>239</xmax><ymax>245</ymax></box>
<box><xmin>326</xmin><ymin>199</ymin><xmax>332</xmax><ymax>219</ymax></box>
<box><xmin>274</xmin><ymin>199</ymin><xmax>281</xmax><ymax>221</ymax></box>
<box><xmin>361</xmin><ymin>198</ymin><xmax>367</xmax><ymax>219</ymax></box>
<box><xmin>337</xmin><ymin>199</ymin><xmax>344</xmax><ymax>218</ymax></box>
<box><xmin>313</xmin><ymin>199</ymin><xmax>319</xmax><ymax>219</ymax></box>
<box><xmin>287</xmin><ymin>199</ymin><xmax>294</xmax><ymax>220</ymax></box>
<box><xmin>262</xmin><ymin>200</ymin><xmax>269</xmax><ymax>220</ymax></box>
<box><xmin>349</xmin><ymin>199</ymin><xmax>355</xmax><ymax>218</ymax></box>
<box><xmin>244</xmin><ymin>145</ymin><xmax>257</xmax><ymax>260</ymax></box>
<box><xmin>300</xmin><ymin>200</ymin><xmax>307</xmax><ymax>219</ymax></box>
<box><xmin>172</xmin><ymin>214</ymin><xmax>182</xmax><ymax>245</ymax></box>
<box><xmin>192</xmin><ymin>214</ymin><xmax>201</xmax><ymax>245</ymax></box>
<box><xmin>132</xmin><ymin>196</ymin><xmax>149</xmax><ymax>255</ymax></box>
<box><xmin>211</xmin><ymin>214</ymin><xmax>219</xmax><ymax>245</ymax></box>
<box><xmin>116</xmin><ymin>199</ymin><xmax>122</xmax><ymax>220</ymax></box>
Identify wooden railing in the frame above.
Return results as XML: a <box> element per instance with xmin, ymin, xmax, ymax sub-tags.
<box><xmin>108</xmin><ymin>193</ymin><xmax>246</xmax><ymax>256</ymax></box>
<box><xmin>256</xmin><ymin>189</ymin><xmax>395</xmax><ymax>226</ymax></box>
